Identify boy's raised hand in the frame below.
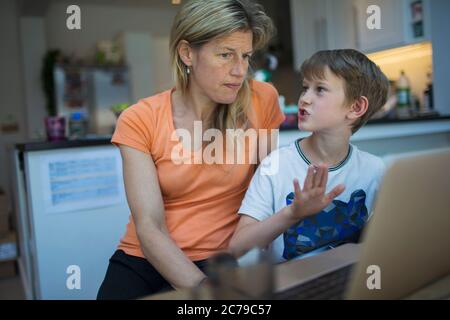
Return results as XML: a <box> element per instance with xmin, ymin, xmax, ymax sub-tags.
<box><xmin>289</xmin><ymin>165</ymin><xmax>345</xmax><ymax>221</ymax></box>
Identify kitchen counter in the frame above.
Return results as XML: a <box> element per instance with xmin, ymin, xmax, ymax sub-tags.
<box><xmin>15</xmin><ymin>136</ymin><xmax>111</xmax><ymax>152</ymax></box>
<box><xmin>15</xmin><ymin>116</ymin><xmax>450</xmax><ymax>155</ymax></box>
<box><xmin>363</xmin><ymin>113</ymin><xmax>450</xmax><ymax>125</ymax></box>
<box><xmin>279</xmin><ymin>115</ymin><xmax>450</xmax><ymax>149</ymax></box>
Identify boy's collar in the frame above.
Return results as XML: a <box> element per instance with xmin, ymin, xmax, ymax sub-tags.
<box><xmin>294</xmin><ymin>138</ymin><xmax>353</xmax><ymax>172</ymax></box>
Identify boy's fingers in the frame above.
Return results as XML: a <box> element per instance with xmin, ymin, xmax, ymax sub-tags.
<box><xmin>319</xmin><ymin>165</ymin><xmax>328</xmax><ymax>188</ymax></box>
<box><xmin>293</xmin><ymin>178</ymin><xmax>302</xmax><ymax>197</ymax></box>
<box><xmin>304</xmin><ymin>166</ymin><xmax>314</xmax><ymax>190</ymax></box>
<box><xmin>312</xmin><ymin>165</ymin><xmax>322</xmax><ymax>188</ymax></box>
<box><xmin>320</xmin><ymin>165</ymin><xmax>328</xmax><ymax>188</ymax></box>
<box><xmin>325</xmin><ymin>184</ymin><xmax>345</xmax><ymax>202</ymax></box>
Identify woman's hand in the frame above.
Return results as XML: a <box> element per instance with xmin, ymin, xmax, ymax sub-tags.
<box><xmin>288</xmin><ymin>165</ymin><xmax>345</xmax><ymax>221</ymax></box>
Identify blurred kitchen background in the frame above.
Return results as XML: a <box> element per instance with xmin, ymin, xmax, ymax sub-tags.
<box><xmin>0</xmin><ymin>0</ymin><xmax>449</xmax><ymax>299</ymax></box>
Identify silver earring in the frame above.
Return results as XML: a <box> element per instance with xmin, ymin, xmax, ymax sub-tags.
<box><xmin>186</xmin><ymin>66</ymin><xmax>190</xmax><ymax>75</ymax></box>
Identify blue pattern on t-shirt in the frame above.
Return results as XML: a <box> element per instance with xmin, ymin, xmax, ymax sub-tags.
<box><xmin>282</xmin><ymin>189</ymin><xmax>368</xmax><ymax>260</ymax></box>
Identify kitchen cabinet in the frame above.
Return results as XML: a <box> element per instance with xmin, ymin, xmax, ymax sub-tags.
<box><xmin>290</xmin><ymin>0</ymin><xmax>432</xmax><ymax>68</ymax></box>
<box><xmin>290</xmin><ymin>0</ymin><xmax>357</xmax><ymax>70</ymax></box>
<box><xmin>354</xmin><ymin>0</ymin><xmax>431</xmax><ymax>53</ymax></box>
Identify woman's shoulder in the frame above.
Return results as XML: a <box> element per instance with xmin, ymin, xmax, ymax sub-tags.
<box><xmin>250</xmin><ymin>80</ymin><xmax>279</xmax><ymax>99</ymax></box>
<box><xmin>125</xmin><ymin>89</ymin><xmax>172</xmax><ymax>116</ymax></box>
<box><xmin>113</xmin><ymin>89</ymin><xmax>173</xmax><ymax>152</ymax></box>
<box><xmin>248</xmin><ymin>80</ymin><xmax>284</xmax><ymax>129</ymax></box>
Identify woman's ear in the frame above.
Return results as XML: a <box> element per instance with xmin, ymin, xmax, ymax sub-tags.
<box><xmin>178</xmin><ymin>40</ymin><xmax>194</xmax><ymax>67</ymax></box>
<box><xmin>347</xmin><ymin>96</ymin><xmax>369</xmax><ymax>120</ymax></box>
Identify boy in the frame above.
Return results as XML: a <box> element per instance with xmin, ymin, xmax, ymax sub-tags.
<box><xmin>229</xmin><ymin>49</ymin><xmax>389</xmax><ymax>262</ymax></box>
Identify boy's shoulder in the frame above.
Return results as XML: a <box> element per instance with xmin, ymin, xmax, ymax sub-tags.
<box><xmin>257</xmin><ymin>142</ymin><xmax>304</xmax><ymax>178</ymax></box>
<box><xmin>261</xmin><ymin>142</ymin><xmax>297</xmax><ymax>164</ymax></box>
<box><xmin>351</xmin><ymin>145</ymin><xmax>385</xmax><ymax>173</ymax></box>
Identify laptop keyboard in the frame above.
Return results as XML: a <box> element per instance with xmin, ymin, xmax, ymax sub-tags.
<box><xmin>274</xmin><ymin>265</ymin><xmax>353</xmax><ymax>300</ymax></box>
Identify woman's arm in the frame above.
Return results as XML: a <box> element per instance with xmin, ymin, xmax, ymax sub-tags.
<box><xmin>119</xmin><ymin>145</ymin><xmax>206</xmax><ymax>289</ymax></box>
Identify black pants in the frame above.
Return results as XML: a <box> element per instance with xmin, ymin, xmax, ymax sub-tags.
<box><xmin>97</xmin><ymin>250</ymin><xmax>209</xmax><ymax>300</ymax></box>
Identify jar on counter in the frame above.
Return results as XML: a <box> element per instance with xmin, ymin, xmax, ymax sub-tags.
<box><xmin>68</xmin><ymin>112</ymin><xmax>88</xmax><ymax>139</ymax></box>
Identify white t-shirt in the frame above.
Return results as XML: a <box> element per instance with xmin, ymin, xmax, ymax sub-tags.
<box><xmin>238</xmin><ymin>139</ymin><xmax>385</xmax><ymax>263</ymax></box>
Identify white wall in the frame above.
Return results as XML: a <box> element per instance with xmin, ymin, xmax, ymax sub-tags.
<box><xmin>430</xmin><ymin>0</ymin><xmax>450</xmax><ymax>115</ymax></box>
<box><xmin>152</xmin><ymin>36</ymin><xmax>173</xmax><ymax>93</ymax></box>
<box><xmin>45</xmin><ymin>1</ymin><xmax>176</xmax><ymax>56</ymax></box>
<box><xmin>20</xmin><ymin>17</ymin><xmax>48</xmax><ymax>139</ymax></box>
<box><xmin>44</xmin><ymin>1</ymin><xmax>176</xmax><ymax>96</ymax></box>
<box><xmin>2</xmin><ymin>0</ymin><xmax>178</xmax><ymax>142</ymax></box>
<box><xmin>0</xmin><ymin>0</ymin><xmax>27</xmax><ymax>199</ymax></box>
<box><xmin>0</xmin><ymin>0</ymin><xmax>179</xmax><ymax>218</ymax></box>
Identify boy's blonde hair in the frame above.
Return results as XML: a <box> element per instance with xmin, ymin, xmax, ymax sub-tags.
<box><xmin>170</xmin><ymin>0</ymin><xmax>275</xmax><ymax>131</ymax></box>
<box><xmin>300</xmin><ymin>49</ymin><xmax>389</xmax><ymax>134</ymax></box>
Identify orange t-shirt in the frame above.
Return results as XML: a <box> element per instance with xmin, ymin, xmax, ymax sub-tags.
<box><xmin>111</xmin><ymin>80</ymin><xmax>285</xmax><ymax>261</ymax></box>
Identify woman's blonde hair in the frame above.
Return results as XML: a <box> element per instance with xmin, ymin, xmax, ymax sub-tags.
<box><xmin>170</xmin><ymin>0</ymin><xmax>275</xmax><ymax>132</ymax></box>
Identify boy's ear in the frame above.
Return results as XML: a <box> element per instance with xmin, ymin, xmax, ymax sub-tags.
<box><xmin>347</xmin><ymin>96</ymin><xmax>369</xmax><ymax>120</ymax></box>
<box><xmin>178</xmin><ymin>40</ymin><xmax>194</xmax><ymax>67</ymax></box>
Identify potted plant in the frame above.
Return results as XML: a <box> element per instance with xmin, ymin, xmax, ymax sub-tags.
<box><xmin>42</xmin><ymin>49</ymin><xmax>66</xmax><ymax>141</ymax></box>
<box><xmin>110</xmin><ymin>102</ymin><xmax>130</xmax><ymax>118</ymax></box>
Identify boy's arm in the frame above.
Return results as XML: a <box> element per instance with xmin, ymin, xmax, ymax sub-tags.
<box><xmin>229</xmin><ymin>165</ymin><xmax>345</xmax><ymax>258</ymax></box>
<box><xmin>228</xmin><ymin>207</ymin><xmax>298</xmax><ymax>258</ymax></box>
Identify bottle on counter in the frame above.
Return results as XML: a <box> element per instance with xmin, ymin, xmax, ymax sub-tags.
<box><xmin>396</xmin><ymin>70</ymin><xmax>411</xmax><ymax>118</ymax></box>
<box><xmin>423</xmin><ymin>71</ymin><xmax>434</xmax><ymax>112</ymax></box>
<box><xmin>68</xmin><ymin>112</ymin><xmax>88</xmax><ymax>139</ymax></box>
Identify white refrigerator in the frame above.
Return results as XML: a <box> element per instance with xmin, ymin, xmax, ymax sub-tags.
<box><xmin>11</xmin><ymin>143</ymin><xmax>130</xmax><ymax>299</ymax></box>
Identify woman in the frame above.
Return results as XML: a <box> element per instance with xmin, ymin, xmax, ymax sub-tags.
<box><xmin>97</xmin><ymin>0</ymin><xmax>285</xmax><ymax>299</ymax></box>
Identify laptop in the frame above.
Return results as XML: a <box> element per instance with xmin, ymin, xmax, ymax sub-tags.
<box><xmin>274</xmin><ymin>148</ymin><xmax>450</xmax><ymax>300</ymax></box>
